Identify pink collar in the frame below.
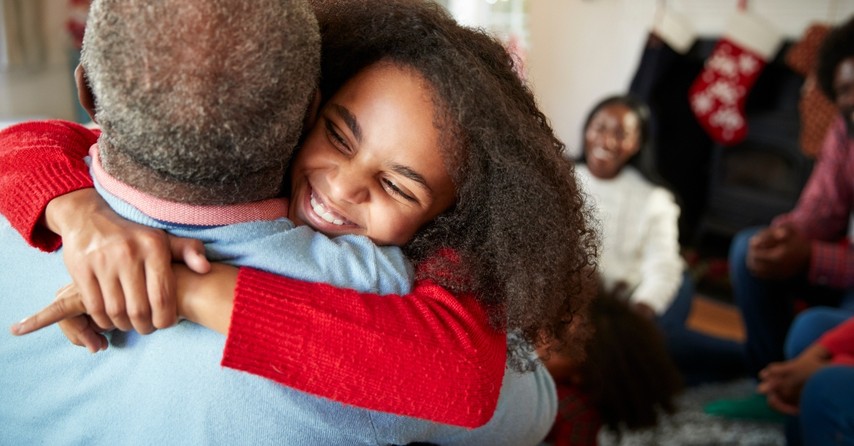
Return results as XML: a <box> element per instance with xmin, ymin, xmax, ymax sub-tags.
<box><xmin>89</xmin><ymin>144</ymin><xmax>288</xmax><ymax>226</ymax></box>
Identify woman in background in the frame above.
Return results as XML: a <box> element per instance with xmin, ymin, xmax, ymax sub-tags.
<box><xmin>574</xmin><ymin>94</ymin><xmax>745</xmax><ymax>386</ymax></box>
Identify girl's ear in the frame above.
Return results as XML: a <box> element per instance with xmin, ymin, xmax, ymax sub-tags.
<box><xmin>75</xmin><ymin>64</ymin><xmax>97</xmax><ymax>123</ymax></box>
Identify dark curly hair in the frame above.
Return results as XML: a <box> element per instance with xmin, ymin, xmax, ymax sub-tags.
<box><xmin>581</xmin><ymin>283</ymin><xmax>682</xmax><ymax>434</ymax></box>
<box><xmin>817</xmin><ymin>15</ymin><xmax>854</xmax><ymax>102</ymax></box>
<box><xmin>310</xmin><ymin>0</ymin><xmax>598</xmax><ymax>369</ymax></box>
<box><xmin>544</xmin><ymin>281</ymin><xmax>682</xmax><ymax>439</ymax></box>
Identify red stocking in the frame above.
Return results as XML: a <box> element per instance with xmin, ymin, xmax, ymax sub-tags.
<box><xmin>688</xmin><ymin>11</ymin><xmax>782</xmax><ymax>146</ymax></box>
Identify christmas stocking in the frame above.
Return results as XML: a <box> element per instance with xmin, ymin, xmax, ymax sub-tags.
<box><xmin>630</xmin><ymin>8</ymin><xmax>695</xmax><ymax>101</ymax></box>
<box><xmin>688</xmin><ymin>11</ymin><xmax>782</xmax><ymax>146</ymax></box>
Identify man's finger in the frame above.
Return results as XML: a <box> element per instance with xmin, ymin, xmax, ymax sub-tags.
<box><xmin>9</xmin><ymin>296</ymin><xmax>87</xmax><ymax>336</ymax></box>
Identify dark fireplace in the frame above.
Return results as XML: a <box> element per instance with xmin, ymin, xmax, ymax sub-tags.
<box><xmin>698</xmin><ymin>110</ymin><xmax>814</xmax><ymax>238</ymax></box>
<box><xmin>632</xmin><ymin>37</ymin><xmax>814</xmax><ymax>246</ymax></box>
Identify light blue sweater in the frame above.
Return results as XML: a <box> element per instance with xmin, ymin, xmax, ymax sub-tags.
<box><xmin>0</xmin><ymin>173</ymin><xmax>556</xmax><ymax>445</ymax></box>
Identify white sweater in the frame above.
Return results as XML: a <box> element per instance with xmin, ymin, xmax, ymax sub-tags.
<box><xmin>577</xmin><ymin>164</ymin><xmax>685</xmax><ymax>314</ymax></box>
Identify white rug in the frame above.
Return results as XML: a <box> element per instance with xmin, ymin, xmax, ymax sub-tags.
<box><xmin>598</xmin><ymin>378</ymin><xmax>785</xmax><ymax>446</ymax></box>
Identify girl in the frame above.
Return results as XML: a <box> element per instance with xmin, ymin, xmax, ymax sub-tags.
<box><xmin>0</xmin><ymin>0</ymin><xmax>596</xmax><ymax>434</ymax></box>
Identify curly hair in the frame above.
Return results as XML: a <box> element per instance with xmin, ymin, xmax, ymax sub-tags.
<box><xmin>580</xmin><ymin>284</ymin><xmax>682</xmax><ymax>434</ymax></box>
<box><xmin>83</xmin><ymin>0</ymin><xmax>319</xmax><ymax>204</ymax></box>
<box><xmin>311</xmin><ymin>0</ymin><xmax>598</xmax><ymax>369</ymax></box>
<box><xmin>817</xmin><ymin>15</ymin><xmax>854</xmax><ymax>102</ymax></box>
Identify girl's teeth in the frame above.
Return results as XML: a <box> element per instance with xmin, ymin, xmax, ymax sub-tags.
<box><xmin>311</xmin><ymin>195</ymin><xmax>345</xmax><ymax>226</ymax></box>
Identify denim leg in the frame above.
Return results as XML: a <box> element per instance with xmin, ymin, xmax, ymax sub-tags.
<box><xmin>730</xmin><ymin>227</ymin><xmax>795</xmax><ymax>377</ymax></box>
<box><xmin>659</xmin><ymin>272</ymin><xmax>746</xmax><ymax>386</ymax></box>
<box><xmin>799</xmin><ymin>366</ymin><xmax>854</xmax><ymax>445</ymax></box>
<box><xmin>784</xmin><ymin>307</ymin><xmax>854</xmax><ymax>359</ymax></box>
<box><xmin>840</xmin><ymin>288</ymin><xmax>854</xmax><ymax>311</ymax></box>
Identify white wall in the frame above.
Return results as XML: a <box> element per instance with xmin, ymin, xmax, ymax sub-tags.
<box><xmin>3</xmin><ymin>0</ymin><xmax>854</xmax><ymax>134</ymax></box>
<box><xmin>0</xmin><ymin>0</ymin><xmax>75</xmax><ymax>126</ymax></box>
<box><xmin>527</xmin><ymin>0</ymin><xmax>854</xmax><ymax>157</ymax></box>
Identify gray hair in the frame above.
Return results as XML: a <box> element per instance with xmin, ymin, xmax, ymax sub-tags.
<box><xmin>82</xmin><ymin>0</ymin><xmax>320</xmax><ymax>203</ymax></box>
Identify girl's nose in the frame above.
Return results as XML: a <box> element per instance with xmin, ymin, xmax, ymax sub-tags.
<box><xmin>329</xmin><ymin>165</ymin><xmax>370</xmax><ymax>204</ymax></box>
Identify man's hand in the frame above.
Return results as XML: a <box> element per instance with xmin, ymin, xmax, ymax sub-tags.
<box><xmin>746</xmin><ymin>224</ymin><xmax>811</xmax><ymax>279</ymax></box>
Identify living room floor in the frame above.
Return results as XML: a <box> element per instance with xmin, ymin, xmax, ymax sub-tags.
<box><xmin>597</xmin><ymin>238</ymin><xmax>787</xmax><ymax>445</ymax></box>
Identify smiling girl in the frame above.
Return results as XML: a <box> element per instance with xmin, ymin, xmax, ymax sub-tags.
<box><xmin>0</xmin><ymin>0</ymin><xmax>597</xmax><ymax>438</ymax></box>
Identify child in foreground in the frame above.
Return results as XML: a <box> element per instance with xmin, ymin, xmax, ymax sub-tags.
<box><xmin>542</xmin><ymin>280</ymin><xmax>683</xmax><ymax>445</ymax></box>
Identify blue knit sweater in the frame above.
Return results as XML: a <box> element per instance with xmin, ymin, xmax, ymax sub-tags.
<box><xmin>0</xmin><ymin>164</ymin><xmax>556</xmax><ymax>445</ymax></box>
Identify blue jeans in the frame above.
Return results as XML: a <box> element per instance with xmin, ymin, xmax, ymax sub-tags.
<box><xmin>782</xmin><ymin>308</ymin><xmax>854</xmax><ymax>446</ymax></box>
<box><xmin>729</xmin><ymin>227</ymin><xmax>854</xmax><ymax>377</ymax></box>
<box><xmin>658</xmin><ymin>272</ymin><xmax>746</xmax><ymax>386</ymax></box>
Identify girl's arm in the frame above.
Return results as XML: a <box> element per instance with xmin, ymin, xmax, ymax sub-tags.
<box><xmin>0</xmin><ymin>120</ymin><xmax>98</xmax><ymax>251</ymax></box>
<box><xmin>13</xmin><ymin>258</ymin><xmax>506</xmax><ymax>428</ymax></box>
<box><xmin>174</xmin><ymin>262</ymin><xmax>506</xmax><ymax>428</ymax></box>
<box><xmin>0</xmin><ymin>121</ymin><xmax>209</xmax><ymax>333</ymax></box>
<box><xmin>0</xmin><ymin>120</ymin><xmax>507</xmax><ymax>428</ymax></box>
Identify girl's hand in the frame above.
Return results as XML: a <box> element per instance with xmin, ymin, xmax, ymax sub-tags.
<box><xmin>10</xmin><ymin>283</ymin><xmax>108</xmax><ymax>353</ymax></box>
<box><xmin>10</xmin><ymin>263</ymin><xmax>240</xmax><ymax>348</ymax></box>
<box><xmin>44</xmin><ymin>189</ymin><xmax>211</xmax><ymax>333</ymax></box>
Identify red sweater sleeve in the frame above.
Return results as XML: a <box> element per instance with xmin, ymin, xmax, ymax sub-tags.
<box><xmin>223</xmin><ymin>268</ymin><xmax>506</xmax><ymax>428</ymax></box>
<box><xmin>817</xmin><ymin>316</ymin><xmax>854</xmax><ymax>365</ymax></box>
<box><xmin>0</xmin><ymin>120</ymin><xmax>98</xmax><ymax>251</ymax></box>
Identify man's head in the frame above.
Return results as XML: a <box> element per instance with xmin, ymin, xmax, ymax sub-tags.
<box><xmin>80</xmin><ymin>0</ymin><xmax>319</xmax><ymax>204</ymax></box>
<box><xmin>817</xmin><ymin>15</ymin><xmax>854</xmax><ymax>130</ymax></box>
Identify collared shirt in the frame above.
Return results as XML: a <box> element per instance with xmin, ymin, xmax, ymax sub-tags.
<box><xmin>774</xmin><ymin>115</ymin><xmax>854</xmax><ymax>288</ymax></box>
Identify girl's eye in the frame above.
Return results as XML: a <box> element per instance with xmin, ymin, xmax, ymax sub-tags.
<box><xmin>325</xmin><ymin>119</ymin><xmax>352</xmax><ymax>154</ymax></box>
<box><xmin>382</xmin><ymin>178</ymin><xmax>416</xmax><ymax>202</ymax></box>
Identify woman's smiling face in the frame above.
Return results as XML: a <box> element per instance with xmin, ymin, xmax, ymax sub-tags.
<box><xmin>288</xmin><ymin>62</ymin><xmax>457</xmax><ymax>246</ymax></box>
<box><xmin>583</xmin><ymin>103</ymin><xmax>641</xmax><ymax>180</ymax></box>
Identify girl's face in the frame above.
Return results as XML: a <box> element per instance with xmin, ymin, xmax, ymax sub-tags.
<box><xmin>289</xmin><ymin>63</ymin><xmax>456</xmax><ymax>246</ymax></box>
<box><xmin>583</xmin><ymin>103</ymin><xmax>641</xmax><ymax>180</ymax></box>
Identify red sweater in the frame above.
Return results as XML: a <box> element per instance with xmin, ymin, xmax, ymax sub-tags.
<box><xmin>818</xmin><ymin>316</ymin><xmax>854</xmax><ymax>366</ymax></box>
<box><xmin>0</xmin><ymin>120</ymin><xmax>506</xmax><ymax>428</ymax></box>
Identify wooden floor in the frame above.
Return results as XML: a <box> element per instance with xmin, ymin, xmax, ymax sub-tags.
<box><xmin>686</xmin><ymin>295</ymin><xmax>745</xmax><ymax>342</ymax></box>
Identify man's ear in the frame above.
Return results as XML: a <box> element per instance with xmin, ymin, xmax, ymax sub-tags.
<box><xmin>303</xmin><ymin>88</ymin><xmax>321</xmax><ymax>131</ymax></box>
<box><xmin>75</xmin><ymin>64</ymin><xmax>97</xmax><ymax>123</ymax></box>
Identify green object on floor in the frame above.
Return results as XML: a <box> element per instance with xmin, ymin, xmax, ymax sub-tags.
<box><xmin>703</xmin><ymin>393</ymin><xmax>786</xmax><ymax>423</ymax></box>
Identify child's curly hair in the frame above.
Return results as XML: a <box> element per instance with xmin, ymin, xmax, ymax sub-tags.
<box><xmin>582</xmin><ymin>283</ymin><xmax>683</xmax><ymax>434</ymax></box>
<box><xmin>310</xmin><ymin>0</ymin><xmax>598</xmax><ymax>369</ymax></box>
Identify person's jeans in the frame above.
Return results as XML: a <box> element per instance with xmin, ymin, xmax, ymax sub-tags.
<box><xmin>783</xmin><ymin>308</ymin><xmax>854</xmax><ymax>446</ymax></box>
<box><xmin>729</xmin><ymin>227</ymin><xmax>851</xmax><ymax>377</ymax></box>
<box><xmin>659</xmin><ymin>272</ymin><xmax>746</xmax><ymax>386</ymax></box>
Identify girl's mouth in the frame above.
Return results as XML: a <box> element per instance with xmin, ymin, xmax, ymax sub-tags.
<box><xmin>309</xmin><ymin>191</ymin><xmax>352</xmax><ymax>226</ymax></box>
